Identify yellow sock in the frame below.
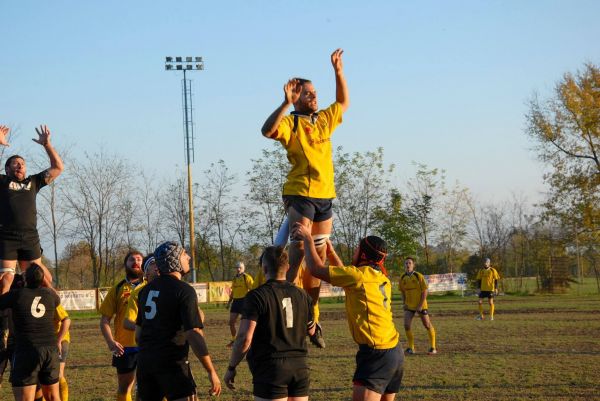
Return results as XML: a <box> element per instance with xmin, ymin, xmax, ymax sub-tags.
<box><xmin>117</xmin><ymin>393</ymin><xmax>131</xmax><ymax>401</ymax></box>
<box><xmin>478</xmin><ymin>304</ymin><xmax>484</xmax><ymax>316</ymax></box>
<box><xmin>313</xmin><ymin>303</ymin><xmax>320</xmax><ymax>324</ymax></box>
<box><xmin>428</xmin><ymin>326</ymin><xmax>436</xmax><ymax>349</ymax></box>
<box><xmin>59</xmin><ymin>377</ymin><xmax>68</xmax><ymax>401</ymax></box>
<box><xmin>405</xmin><ymin>329</ymin><xmax>415</xmax><ymax>350</ymax></box>
<box><xmin>490</xmin><ymin>304</ymin><xmax>495</xmax><ymax>318</ymax></box>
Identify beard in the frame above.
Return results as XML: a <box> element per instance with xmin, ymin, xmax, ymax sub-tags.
<box><xmin>125</xmin><ymin>266</ymin><xmax>143</xmax><ymax>280</ymax></box>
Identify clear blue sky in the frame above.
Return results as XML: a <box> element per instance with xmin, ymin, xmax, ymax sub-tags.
<box><xmin>2</xmin><ymin>0</ymin><xmax>599</xmax><ymax>204</ymax></box>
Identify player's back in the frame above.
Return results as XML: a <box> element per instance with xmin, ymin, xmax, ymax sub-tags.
<box><xmin>246</xmin><ymin>280</ymin><xmax>312</xmax><ymax>363</ymax></box>
<box><xmin>137</xmin><ymin>275</ymin><xmax>200</xmax><ymax>363</ymax></box>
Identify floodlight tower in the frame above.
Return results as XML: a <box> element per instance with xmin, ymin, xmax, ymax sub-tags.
<box><xmin>165</xmin><ymin>56</ymin><xmax>204</xmax><ymax>283</ymax></box>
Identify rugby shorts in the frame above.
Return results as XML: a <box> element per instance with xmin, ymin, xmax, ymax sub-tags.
<box><xmin>230</xmin><ymin>298</ymin><xmax>245</xmax><ymax>315</ymax></box>
<box><xmin>353</xmin><ymin>343</ymin><xmax>404</xmax><ymax>395</ymax></box>
<box><xmin>10</xmin><ymin>345</ymin><xmax>60</xmax><ymax>386</ymax></box>
<box><xmin>0</xmin><ymin>230</ymin><xmax>42</xmax><ymax>261</ymax></box>
<box><xmin>283</xmin><ymin>195</ymin><xmax>333</xmax><ymax>222</ymax></box>
<box><xmin>112</xmin><ymin>347</ymin><xmax>138</xmax><ymax>374</ymax></box>
<box><xmin>249</xmin><ymin>357</ymin><xmax>310</xmax><ymax>399</ymax></box>
<box><xmin>479</xmin><ymin>291</ymin><xmax>495</xmax><ymax>299</ymax></box>
<box><xmin>136</xmin><ymin>357</ymin><xmax>196</xmax><ymax>401</ymax></box>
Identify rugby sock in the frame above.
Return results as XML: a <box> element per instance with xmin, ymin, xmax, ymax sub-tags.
<box><xmin>116</xmin><ymin>393</ymin><xmax>130</xmax><ymax>401</ymax></box>
<box><xmin>406</xmin><ymin>329</ymin><xmax>415</xmax><ymax>350</ymax></box>
<box><xmin>478</xmin><ymin>304</ymin><xmax>484</xmax><ymax>317</ymax></box>
<box><xmin>490</xmin><ymin>304</ymin><xmax>495</xmax><ymax>319</ymax></box>
<box><xmin>313</xmin><ymin>303</ymin><xmax>320</xmax><ymax>324</ymax></box>
<box><xmin>60</xmin><ymin>377</ymin><xmax>69</xmax><ymax>401</ymax></box>
<box><xmin>428</xmin><ymin>326</ymin><xmax>436</xmax><ymax>349</ymax></box>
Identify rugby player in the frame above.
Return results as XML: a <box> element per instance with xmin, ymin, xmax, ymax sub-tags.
<box><xmin>224</xmin><ymin>246</ymin><xmax>315</xmax><ymax>401</ymax></box>
<box><xmin>294</xmin><ymin>223</ymin><xmax>403</xmax><ymax>401</ymax></box>
<box><xmin>398</xmin><ymin>257</ymin><xmax>437</xmax><ymax>355</ymax></box>
<box><xmin>475</xmin><ymin>258</ymin><xmax>500</xmax><ymax>320</ymax></box>
<box><xmin>226</xmin><ymin>262</ymin><xmax>253</xmax><ymax>348</ymax></box>
<box><xmin>260</xmin><ymin>49</ymin><xmax>349</xmax><ymax>348</ymax></box>
<box><xmin>136</xmin><ymin>241</ymin><xmax>220</xmax><ymax>400</ymax></box>
<box><xmin>99</xmin><ymin>250</ymin><xmax>144</xmax><ymax>401</ymax></box>
<box><xmin>0</xmin><ymin>125</ymin><xmax>63</xmax><ymax>294</ymax></box>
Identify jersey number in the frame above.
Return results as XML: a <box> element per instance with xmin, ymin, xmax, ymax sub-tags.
<box><xmin>31</xmin><ymin>296</ymin><xmax>46</xmax><ymax>318</ymax></box>
<box><xmin>281</xmin><ymin>297</ymin><xmax>294</xmax><ymax>328</ymax></box>
<box><xmin>379</xmin><ymin>283</ymin><xmax>389</xmax><ymax>310</ymax></box>
<box><xmin>145</xmin><ymin>290</ymin><xmax>160</xmax><ymax>320</ymax></box>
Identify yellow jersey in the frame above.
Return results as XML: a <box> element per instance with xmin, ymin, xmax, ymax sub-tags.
<box><xmin>124</xmin><ymin>281</ymin><xmax>148</xmax><ymax>326</ymax></box>
<box><xmin>270</xmin><ymin>102</ymin><xmax>343</xmax><ymax>198</ymax></box>
<box><xmin>231</xmin><ymin>273</ymin><xmax>253</xmax><ymax>299</ymax></box>
<box><xmin>252</xmin><ymin>269</ymin><xmax>266</xmax><ymax>289</ymax></box>
<box><xmin>476</xmin><ymin>267</ymin><xmax>500</xmax><ymax>291</ymax></box>
<box><xmin>54</xmin><ymin>304</ymin><xmax>70</xmax><ymax>343</ymax></box>
<box><xmin>398</xmin><ymin>271</ymin><xmax>428</xmax><ymax>311</ymax></box>
<box><xmin>99</xmin><ymin>279</ymin><xmax>144</xmax><ymax>347</ymax></box>
<box><xmin>329</xmin><ymin>264</ymin><xmax>399</xmax><ymax>349</ymax></box>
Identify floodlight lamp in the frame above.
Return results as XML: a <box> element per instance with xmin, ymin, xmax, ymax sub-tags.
<box><xmin>166</xmin><ymin>57</ymin><xmax>173</xmax><ymax>62</ymax></box>
<box><xmin>176</xmin><ymin>57</ymin><xmax>182</xmax><ymax>62</ymax></box>
<box><xmin>196</xmin><ymin>64</ymin><xmax>204</xmax><ymax>70</ymax></box>
<box><xmin>186</xmin><ymin>64</ymin><xmax>193</xmax><ymax>70</ymax></box>
<box><xmin>165</xmin><ymin>64</ymin><xmax>173</xmax><ymax>70</ymax></box>
<box><xmin>186</xmin><ymin>56</ymin><xmax>193</xmax><ymax>62</ymax></box>
<box><xmin>195</xmin><ymin>57</ymin><xmax>202</xmax><ymax>62</ymax></box>
<box><xmin>176</xmin><ymin>65</ymin><xmax>183</xmax><ymax>70</ymax></box>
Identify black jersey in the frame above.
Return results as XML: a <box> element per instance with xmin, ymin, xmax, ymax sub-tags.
<box><xmin>243</xmin><ymin>279</ymin><xmax>313</xmax><ymax>363</ymax></box>
<box><xmin>0</xmin><ymin>173</ymin><xmax>47</xmax><ymax>233</ymax></box>
<box><xmin>0</xmin><ymin>287</ymin><xmax>60</xmax><ymax>348</ymax></box>
<box><xmin>136</xmin><ymin>275</ymin><xmax>203</xmax><ymax>363</ymax></box>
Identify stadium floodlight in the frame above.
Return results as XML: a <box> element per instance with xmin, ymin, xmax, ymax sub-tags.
<box><xmin>164</xmin><ymin>55</ymin><xmax>204</xmax><ymax>283</ymax></box>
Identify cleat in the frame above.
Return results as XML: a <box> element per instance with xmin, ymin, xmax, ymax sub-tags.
<box><xmin>475</xmin><ymin>315</ymin><xmax>484</xmax><ymax>321</ymax></box>
<box><xmin>404</xmin><ymin>348</ymin><xmax>414</xmax><ymax>355</ymax></box>
<box><xmin>309</xmin><ymin>323</ymin><xmax>326</xmax><ymax>348</ymax></box>
<box><xmin>427</xmin><ymin>348</ymin><xmax>437</xmax><ymax>355</ymax></box>
<box><xmin>490</xmin><ymin>317</ymin><xmax>494</xmax><ymax>321</ymax></box>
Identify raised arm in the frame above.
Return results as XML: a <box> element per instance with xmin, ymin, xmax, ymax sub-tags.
<box><xmin>261</xmin><ymin>79</ymin><xmax>301</xmax><ymax>138</ymax></box>
<box><xmin>292</xmin><ymin>222</ymin><xmax>331</xmax><ymax>283</ymax></box>
<box><xmin>0</xmin><ymin>125</ymin><xmax>10</xmax><ymax>147</ymax></box>
<box><xmin>33</xmin><ymin>125</ymin><xmax>64</xmax><ymax>184</ymax></box>
<box><xmin>331</xmin><ymin>49</ymin><xmax>349</xmax><ymax>112</ymax></box>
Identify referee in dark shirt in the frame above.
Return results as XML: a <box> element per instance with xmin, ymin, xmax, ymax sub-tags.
<box><xmin>224</xmin><ymin>246</ymin><xmax>316</xmax><ymax>401</ymax></box>
<box><xmin>135</xmin><ymin>241</ymin><xmax>221</xmax><ymax>400</ymax></box>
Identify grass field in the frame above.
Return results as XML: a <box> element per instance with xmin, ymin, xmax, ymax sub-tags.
<box><xmin>1</xmin><ymin>285</ymin><xmax>599</xmax><ymax>400</ymax></box>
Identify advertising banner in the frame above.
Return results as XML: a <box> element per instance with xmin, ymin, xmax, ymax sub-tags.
<box><xmin>425</xmin><ymin>273</ymin><xmax>468</xmax><ymax>293</ymax></box>
<box><xmin>58</xmin><ymin>290</ymin><xmax>97</xmax><ymax>311</ymax></box>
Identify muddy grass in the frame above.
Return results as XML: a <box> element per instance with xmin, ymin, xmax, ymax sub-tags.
<box><xmin>1</xmin><ymin>293</ymin><xmax>599</xmax><ymax>400</ymax></box>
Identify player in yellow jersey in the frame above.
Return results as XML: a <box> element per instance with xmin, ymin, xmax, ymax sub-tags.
<box><xmin>398</xmin><ymin>257</ymin><xmax>437</xmax><ymax>355</ymax></box>
<box><xmin>475</xmin><ymin>258</ymin><xmax>500</xmax><ymax>320</ymax></box>
<box><xmin>53</xmin><ymin>304</ymin><xmax>71</xmax><ymax>401</ymax></box>
<box><xmin>123</xmin><ymin>255</ymin><xmax>158</xmax><ymax>331</ymax></box>
<box><xmin>227</xmin><ymin>262</ymin><xmax>253</xmax><ymax>347</ymax></box>
<box><xmin>261</xmin><ymin>49</ymin><xmax>349</xmax><ymax>349</ymax></box>
<box><xmin>99</xmin><ymin>250</ymin><xmax>144</xmax><ymax>401</ymax></box>
<box><xmin>295</xmin><ymin>222</ymin><xmax>403</xmax><ymax>401</ymax></box>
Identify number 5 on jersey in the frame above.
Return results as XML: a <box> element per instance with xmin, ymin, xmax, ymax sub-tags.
<box><xmin>145</xmin><ymin>290</ymin><xmax>160</xmax><ymax>319</ymax></box>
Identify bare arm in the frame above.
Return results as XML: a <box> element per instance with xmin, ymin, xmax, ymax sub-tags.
<box><xmin>57</xmin><ymin>317</ymin><xmax>71</xmax><ymax>344</ymax></box>
<box><xmin>331</xmin><ymin>49</ymin><xmax>349</xmax><ymax>112</ymax></box>
<box><xmin>261</xmin><ymin>79</ymin><xmax>300</xmax><ymax>137</ymax></box>
<box><xmin>99</xmin><ymin>315</ymin><xmax>124</xmax><ymax>356</ymax></box>
<box><xmin>185</xmin><ymin>328</ymin><xmax>222</xmax><ymax>396</ymax></box>
<box><xmin>325</xmin><ymin>239</ymin><xmax>344</xmax><ymax>266</ymax></box>
<box><xmin>0</xmin><ymin>125</ymin><xmax>9</xmax><ymax>147</ymax></box>
<box><xmin>224</xmin><ymin>319</ymin><xmax>256</xmax><ymax>390</ymax></box>
<box><xmin>33</xmin><ymin>125</ymin><xmax>64</xmax><ymax>184</ymax></box>
<box><xmin>292</xmin><ymin>222</ymin><xmax>331</xmax><ymax>282</ymax></box>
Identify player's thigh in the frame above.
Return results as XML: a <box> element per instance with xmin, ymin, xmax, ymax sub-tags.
<box><xmin>403</xmin><ymin>311</ymin><xmax>415</xmax><ymax>329</ymax></box>
<box><xmin>287</xmin><ymin>206</ymin><xmax>313</xmax><ymax>231</ymax></box>
<box><xmin>420</xmin><ymin>313</ymin><xmax>432</xmax><ymax>329</ymax></box>
<box><xmin>12</xmin><ymin>384</ymin><xmax>37</xmax><ymax>401</ymax></box>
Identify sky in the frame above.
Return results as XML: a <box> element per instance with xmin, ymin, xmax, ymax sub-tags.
<box><xmin>2</xmin><ymin>0</ymin><xmax>600</xmax><ymax>206</ymax></box>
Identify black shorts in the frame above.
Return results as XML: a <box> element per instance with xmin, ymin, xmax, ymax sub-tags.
<box><xmin>249</xmin><ymin>357</ymin><xmax>310</xmax><ymax>399</ymax></box>
<box><xmin>283</xmin><ymin>195</ymin><xmax>333</xmax><ymax>222</ymax></box>
<box><xmin>112</xmin><ymin>347</ymin><xmax>138</xmax><ymax>374</ymax></box>
<box><xmin>479</xmin><ymin>291</ymin><xmax>495</xmax><ymax>299</ymax></box>
<box><xmin>406</xmin><ymin>309</ymin><xmax>429</xmax><ymax>316</ymax></box>
<box><xmin>137</xmin><ymin>357</ymin><xmax>196</xmax><ymax>400</ymax></box>
<box><xmin>0</xmin><ymin>230</ymin><xmax>42</xmax><ymax>261</ymax></box>
<box><xmin>59</xmin><ymin>341</ymin><xmax>69</xmax><ymax>363</ymax></box>
<box><xmin>353</xmin><ymin>343</ymin><xmax>404</xmax><ymax>395</ymax></box>
<box><xmin>10</xmin><ymin>345</ymin><xmax>60</xmax><ymax>386</ymax></box>
<box><xmin>230</xmin><ymin>298</ymin><xmax>245</xmax><ymax>315</ymax></box>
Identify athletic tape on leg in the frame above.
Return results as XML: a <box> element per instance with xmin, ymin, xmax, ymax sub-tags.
<box><xmin>313</xmin><ymin>234</ymin><xmax>330</xmax><ymax>248</ymax></box>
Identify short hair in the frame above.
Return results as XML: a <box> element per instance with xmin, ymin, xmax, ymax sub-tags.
<box><xmin>123</xmin><ymin>250</ymin><xmax>143</xmax><ymax>266</ymax></box>
<box><xmin>5</xmin><ymin>155</ymin><xmax>24</xmax><ymax>170</ymax></box>
<box><xmin>359</xmin><ymin>236</ymin><xmax>387</xmax><ymax>264</ymax></box>
<box><xmin>11</xmin><ymin>273</ymin><xmax>25</xmax><ymax>290</ymax></box>
<box><xmin>25</xmin><ymin>263</ymin><xmax>45</xmax><ymax>289</ymax></box>
<box><xmin>293</xmin><ymin>77</ymin><xmax>312</xmax><ymax>87</ymax></box>
<box><xmin>404</xmin><ymin>256</ymin><xmax>416</xmax><ymax>263</ymax></box>
<box><xmin>261</xmin><ymin>246</ymin><xmax>288</xmax><ymax>276</ymax></box>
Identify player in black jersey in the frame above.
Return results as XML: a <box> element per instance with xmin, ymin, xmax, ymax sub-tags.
<box><xmin>136</xmin><ymin>241</ymin><xmax>221</xmax><ymax>400</ymax></box>
<box><xmin>0</xmin><ymin>263</ymin><xmax>61</xmax><ymax>401</ymax></box>
<box><xmin>0</xmin><ymin>125</ymin><xmax>64</xmax><ymax>294</ymax></box>
<box><xmin>224</xmin><ymin>246</ymin><xmax>316</xmax><ymax>401</ymax></box>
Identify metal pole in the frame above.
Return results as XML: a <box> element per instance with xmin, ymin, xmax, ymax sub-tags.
<box><xmin>182</xmin><ymin>70</ymin><xmax>197</xmax><ymax>282</ymax></box>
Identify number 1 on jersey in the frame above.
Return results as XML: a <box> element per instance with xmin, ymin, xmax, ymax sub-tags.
<box><xmin>281</xmin><ymin>297</ymin><xmax>294</xmax><ymax>328</ymax></box>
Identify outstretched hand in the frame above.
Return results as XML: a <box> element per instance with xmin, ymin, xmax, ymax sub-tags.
<box><xmin>33</xmin><ymin>125</ymin><xmax>51</xmax><ymax>146</ymax></box>
<box><xmin>0</xmin><ymin>125</ymin><xmax>10</xmax><ymax>147</ymax></box>
<box><xmin>284</xmin><ymin>78</ymin><xmax>302</xmax><ymax>105</ymax></box>
<box><xmin>331</xmin><ymin>48</ymin><xmax>344</xmax><ymax>73</ymax></box>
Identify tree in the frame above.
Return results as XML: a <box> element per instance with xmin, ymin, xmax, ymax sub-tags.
<box><xmin>438</xmin><ymin>183</ymin><xmax>470</xmax><ymax>273</ymax></box>
<box><xmin>160</xmin><ymin>175</ymin><xmax>190</xmax><ymax>248</ymax></box>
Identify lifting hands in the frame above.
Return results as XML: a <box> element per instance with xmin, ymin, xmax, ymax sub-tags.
<box><xmin>33</xmin><ymin>124</ymin><xmax>52</xmax><ymax>146</ymax></box>
<box><xmin>283</xmin><ymin>78</ymin><xmax>303</xmax><ymax>106</ymax></box>
<box><xmin>0</xmin><ymin>125</ymin><xmax>9</xmax><ymax>146</ymax></box>
<box><xmin>331</xmin><ymin>48</ymin><xmax>344</xmax><ymax>73</ymax></box>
